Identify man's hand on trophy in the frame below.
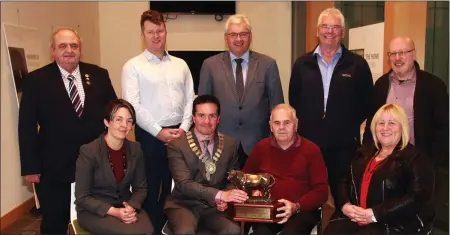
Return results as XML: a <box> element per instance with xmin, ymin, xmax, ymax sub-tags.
<box><xmin>276</xmin><ymin>199</ymin><xmax>296</xmax><ymax>224</ymax></box>
<box><xmin>216</xmin><ymin>201</ymin><xmax>228</xmax><ymax>211</ymax></box>
<box><xmin>221</xmin><ymin>189</ymin><xmax>249</xmax><ymax>203</ymax></box>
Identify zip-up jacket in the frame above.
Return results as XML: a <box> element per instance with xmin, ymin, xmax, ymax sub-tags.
<box><xmin>336</xmin><ymin>143</ymin><xmax>435</xmax><ymax>234</ymax></box>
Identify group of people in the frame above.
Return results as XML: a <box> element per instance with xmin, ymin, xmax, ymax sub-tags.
<box><xmin>18</xmin><ymin>6</ymin><xmax>447</xmax><ymax>235</ymax></box>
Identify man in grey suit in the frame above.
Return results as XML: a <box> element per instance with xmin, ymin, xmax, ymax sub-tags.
<box><xmin>198</xmin><ymin>14</ymin><xmax>284</xmax><ymax>166</ymax></box>
<box><xmin>164</xmin><ymin>95</ymin><xmax>248</xmax><ymax>234</ymax></box>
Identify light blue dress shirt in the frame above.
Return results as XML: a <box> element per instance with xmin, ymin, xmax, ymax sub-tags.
<box><xmin>229</xmin><ymin>50</ymin><xmax>250</xmax><ymax>86</ymax></box>
<box><xmin>313</xmin><ymin>46</ymin><xmax>342</xmax><ymax>112</ymax></box>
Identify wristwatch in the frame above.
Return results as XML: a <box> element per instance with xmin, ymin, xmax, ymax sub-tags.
<box><xmin>295</xmin><ymin>202</ymin><xmax>301</xmax><ymax>214</ymax></box>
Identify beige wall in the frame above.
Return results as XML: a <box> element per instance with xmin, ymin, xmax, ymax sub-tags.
<box><xmin>99</xmin><ymin>1</ymin><xmax>292</xmax><ymax>100</ymax></box>
<box><xmin>384</xmin><ymin>1</ymin><xmax>427</xmax><ymax>73</ymax></box>
<box><xmin>1</xmin><ymin>1</ymin><xmax>100</xmax><ymax>216</ymax></box>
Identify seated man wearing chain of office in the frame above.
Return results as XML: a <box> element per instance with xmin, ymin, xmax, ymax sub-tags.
<box><xmin>164</xmin><ymin>95</ymin><xmax>248</xmax><ymax>234</ymax></box>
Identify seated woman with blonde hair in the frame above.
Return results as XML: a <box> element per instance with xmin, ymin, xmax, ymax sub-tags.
<box><xmin>324</xmin><ymin>104</ymin><xmax>434</xmax><ymax>235</ymax></box>
<box><xmin>75</xmin><ymin>99</ymin><xmax>153</xmax><ymax>234</ymax></box>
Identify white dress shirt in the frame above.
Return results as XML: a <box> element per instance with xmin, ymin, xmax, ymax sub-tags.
<box><xmin>57</xmin><ymin>64</ymin><xmax>85</xmax><ymax>105</ymax></box>
<box><xmin>121</xmin><ymin>50</ymin><xmax>195</xmax><ymax>137</ymax></box>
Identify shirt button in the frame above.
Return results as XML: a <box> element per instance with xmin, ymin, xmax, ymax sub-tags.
<box><xmin>239</xmin><ymin>106</ymin><xmax>243</xmax><ymax>110</ymax></box>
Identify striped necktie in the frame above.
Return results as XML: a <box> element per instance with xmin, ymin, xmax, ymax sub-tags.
<box><xmin>202</xmin><ymin>140</ymin><xmax>211</xmax><ymax>161</ymax></box>
<box><xmin>67</xmin><ymin>75</ymin><xmax>83</xmax><ymax>117</ymax></box>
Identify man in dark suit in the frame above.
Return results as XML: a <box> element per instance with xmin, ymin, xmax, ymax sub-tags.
<box><xmin>164</xmin><ymin>95</ymin><xmax>248</xmax><ymax>234</ymax></box>
<box><xmin>288</xmin><ymin>8</ymin><xmax>373</xmax><ymax>205</ymax></box>
<box><xmin>18</xmin><ymin>27</ymin><xmax>117</xmax><ymax>234</ymax></box>
<box><xmin>198</xmin><ymin>14</ymin><xmax>284</xmax><ymax>167</ymax></box>
<box><xmin>363</xmin><ymin>36</ymin><xmax>449</xmax><ymax>165</ymax></box>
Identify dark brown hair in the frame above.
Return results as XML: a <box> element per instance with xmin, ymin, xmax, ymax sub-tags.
<box><xmin>140</xmin><ymin>10</ymin><xmax>165</xmax><ymax>30</ymax></box>
<box><xmin>104</xmin><ymin>99</ymin><xmax>136</xmax><ymax>125</ymax></box>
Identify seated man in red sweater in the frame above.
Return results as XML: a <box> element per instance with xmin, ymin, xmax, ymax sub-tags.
<box><xmin>242</xmin><ymin>104</ymin><xmax>329</xmax><ymax>235</ymax></box>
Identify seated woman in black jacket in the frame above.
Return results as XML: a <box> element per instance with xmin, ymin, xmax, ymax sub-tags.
<box><xmin>324</xmin><ymin>104</ymin><xmax>434</xmax><ymax>235</ymax></box>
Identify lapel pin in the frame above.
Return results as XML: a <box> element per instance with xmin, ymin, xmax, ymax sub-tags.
<box><xmin>85</xmin><ymin>74</ymin><xmax>91</xmax><ymax>85</ymax></box>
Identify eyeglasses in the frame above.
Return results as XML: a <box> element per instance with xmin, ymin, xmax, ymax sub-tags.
<box><xmin>387</xmin><ymin>49</ymin><xmax>415</xmax><ymax>58</ymax></box>
<box><xmin>57</xmin><ymin>43</ymin><xmax>80</xmax><ymax>50</ymax></box>
<box><xmin>226</xmin><ymin>32</ymin><xmax>251</xmax><ymax>39</ymax></box>
<box><xmin>319</xmin><ymin>24</ymin><xmax>343</xmax><ymax>31</ymax></box>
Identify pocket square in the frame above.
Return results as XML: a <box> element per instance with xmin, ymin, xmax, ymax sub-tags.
<box><xmin>342</xmin><ymin>73</ymin><xmax>352</xmax><ymax>78</ymax></box>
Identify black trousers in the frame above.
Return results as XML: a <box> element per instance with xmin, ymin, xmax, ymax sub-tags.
<box><xmin>135</xmin><ymin>124</ymin><xmax>177</xmax><ymax>233</ymax></box>
<box><xmin>252</xmin><ymin>210</ymin><xmax>319</xmax><ymax>235</ymax></box>
<box><xmin>320</xmin><ymin>144</ymin><xmax>358</xmax><ymax>206</ymax></box>
<box><xmin>35</xmin><ymin>178</ymin><xmax>71</xmax><ymax>234</ymax></box>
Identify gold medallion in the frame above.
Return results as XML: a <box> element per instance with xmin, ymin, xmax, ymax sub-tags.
<box><xmin>205</xmin><ymin>160</ymin><xmax>216</xmax><ymax>174</ymax></box>
<box><xmin>186</xmin><ymin>131</ymin><xmax>224</xmax><ymax>181</ymax></box>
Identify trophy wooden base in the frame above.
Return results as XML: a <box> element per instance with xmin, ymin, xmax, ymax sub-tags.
<box><xmin>227</xmin><ymin>201</ymin><xmax>283</xmax><ymax>223</ymax></box>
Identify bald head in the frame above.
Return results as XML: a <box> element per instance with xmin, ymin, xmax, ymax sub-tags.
<box><xmin>388</xmin><ymin>36</ymin><xmax>416</xmax><ymax>79</ymax></box>
<box><xmin>389</xmin><ymin>36</ymin><xmax>415</xmax><ymax>51</ymax></box>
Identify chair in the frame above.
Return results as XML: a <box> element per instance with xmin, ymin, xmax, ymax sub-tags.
<box><xmin>161</xmin><ymin>180</ymin><xmax>175</xmax><ymax>235</ymax></box>
<box><xmin>69</xmin><ymin>182</ymin><xmax>90</xmax><ymax>234</ymax></box>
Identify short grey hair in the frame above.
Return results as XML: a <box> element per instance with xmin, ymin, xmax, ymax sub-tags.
<box><xmin>224</xmin><ymin>14</ymin><xmax>252</xmax><ymax>33</ymax></box>
<box><xmin>49</xmin><ymin>27</ymin><xmax>82</xmax><ymax>49</ymax></box>
<box><xmin>317</xmin><ymin>8</ymin><xmax>346</xmax><ymax>28</ymax></box>
<box><xmin>270</xmin><ymin>104</ymin><xmax>298</xmax><ymax>123</ymax></box>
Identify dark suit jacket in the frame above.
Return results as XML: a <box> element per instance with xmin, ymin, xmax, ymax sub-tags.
<box><xmin>198</xmin><ymin>51</ymin><xmax>284</xmax><ymax>155</ymax></box>
<box><xmin>75</xmin><ymin>134</ymin><xmax>147</xmax><ymax>217</ymax></box>
<box><xmin>289</xmin><ymin>45</ymin><xmax>373</xmax><ymax>148</ymax></box>
<box><xmin>19</xmin><ymin>62</ymin><xmax>117</xmax><ymax>182</ymax></box>
<box><xmin>363</xmin><ymin>62</ymin><xmax>449</xmax><ymax>164</ymax></box>
<box><xmin>164</xmin><ymin>131</ymin><xmax>239</xmax><ymax>210</ymax></box>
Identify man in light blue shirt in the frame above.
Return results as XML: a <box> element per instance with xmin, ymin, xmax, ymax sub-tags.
<box><xmin>289</xmin><ymin>8</ymin><xmax>373</xmax><ymax>206</ymax></box>
<box><xmin>313</xmin><ymin>46</ymin><xmax>342</xmax><ymax>112</ymax></box>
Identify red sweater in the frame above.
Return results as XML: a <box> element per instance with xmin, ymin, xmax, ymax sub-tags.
<box><xmin>242</xmin><ymin>137</ymin><xmax>329</xmax><ymax>211</ymax></box>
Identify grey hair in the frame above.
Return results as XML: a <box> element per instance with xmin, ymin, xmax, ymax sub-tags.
<box><xmin>49</xmin><ymin>27</ymin><xmax>83</xmax><ymax>49</ymax></box>
<box><xmin>270</xmin><ymin>104</ymin><xmax>298</xmax><ymax>123</ymax></box>
<box><xmin>224</xmin><ymin>14</ymin><xmax>252</xmax><ymax>33</ymax></box>
<box><xmin>317</xmin><ymin>8</ymin><xmax>346</xmax><ymax>28</ymax></box>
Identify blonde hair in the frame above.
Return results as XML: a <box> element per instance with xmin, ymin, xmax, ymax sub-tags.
<box><xmin>224</xmin><ymin>14</ymin><xmax>252</xmax><ymax>33</ymax></box>
<box><xmin>370</xmin><ymin>104</ymin><xmax>409</xmax><ymax>150</ymax></box>
<box><xmin>317</xmin><ymin>7</ymin><xmax>346</xmax><ymax>28</ymax></box>
<box><xmin>270</xmin><ymin>104</ymin><xmax>298</xmax><ymax>123</ymax></box>
<box><xmin>49</xmin><ymin>27</ymin><xmax>82</xmax><ymax>49</ymax></box>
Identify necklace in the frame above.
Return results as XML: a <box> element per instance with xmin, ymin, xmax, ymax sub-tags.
<box><xmin>186</xmin><ymin>131</ymin><xmax>224</xmax><ymax>181</ymax></box>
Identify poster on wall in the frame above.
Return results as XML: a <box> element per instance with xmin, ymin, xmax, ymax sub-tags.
<box><xmin>3</xmin><ymin>24</ymin><xmax>44</xmax><ymax>107</ymax></box>
<box><xmin>349</xmin><ymin>22</ymin><xmax>384</xmax><ymax>83</ymax></box>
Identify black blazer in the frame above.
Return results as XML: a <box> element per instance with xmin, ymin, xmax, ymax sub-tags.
<box><xmin>363</xmin><ymin>62</ymin><xmax>449</xmax><ymax>164</ymax></box>
<box><xmin>336</xmin><ymin>144</ymin><xmax>435</xmax><ymax>234</ymax></box>
<box><xmin>289</xmin><ymin>45</ymin><xmax>373</xmax><ymax>148</ymax></box>
<box><xmin>19</xmin><ymin>62</ymin><xmax>117</xmax><ymax>182</ymax></box>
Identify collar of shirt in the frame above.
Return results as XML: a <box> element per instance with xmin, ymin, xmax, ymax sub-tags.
<box><xmin>313</xmin><ymin>45</ymin><xmax>343</xmax><ymax>61</ymax></box>
<box><xmin>270</xmin><ymin>135</ymin><xmax>301</xmax><ymax>151</ymax></box>
<box><xmin>143</xmin><ymin>49</ymin><xmax>171</xmax><ymax>62</ymax></box>
<box><xmin>193</xmin><ymin>129</ymin><xmax>215</xmax><ymax>152</ymax></box>
<box><xmin>57</xmin><ymin>64</ymin><xmax>81</xmax><ymax>81</ymax></box>
<box><xmin>229</xmin><ymin>50</ymin><xmax>250</xmax><ymax>64</ymax></box>
<box><xmin>389</xmin><ymin>68</ymin><xmax>417</xmax><ymax>85</ymax></box>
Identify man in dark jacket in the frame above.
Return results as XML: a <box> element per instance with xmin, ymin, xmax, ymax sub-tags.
<box><xmin>288</xmin><ymin>7</ymin><xmax>373</xmax><ymax>205</ymax></box>
<box><xmin>363</xmin><ymin>36</ymin><xmax>449</xmax><ymax>166</ymax></box>
<box><xmin>19</xmin><ymin>28</ymin><xmax>117</xmax><ymax>234</ymax></box>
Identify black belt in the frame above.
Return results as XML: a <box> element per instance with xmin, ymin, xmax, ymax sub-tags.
<box><xmin>162</xmin><ymin>123</ymin><xmax>181</xmax><ymax>129</ymax></box>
